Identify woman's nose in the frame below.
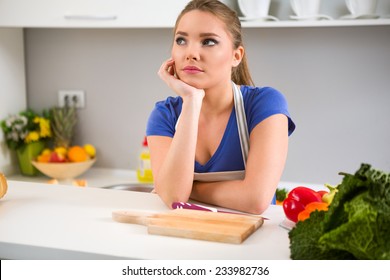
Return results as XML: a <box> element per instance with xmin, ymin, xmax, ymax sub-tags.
<box><xmin>186</xmin><ymin>44</ymin><xmax>200</xmax><ymax>61</ymax></box>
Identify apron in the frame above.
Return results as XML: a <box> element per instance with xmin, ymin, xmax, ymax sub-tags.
<box><xmin>175</xmin><ymin>82</ymin><xmax>277</xmax><ymax>204</ymax></box>
<box><xmin>193</xmin><ymin>81</ymin><xmax>249</xmax><ymax>182</ymax></box>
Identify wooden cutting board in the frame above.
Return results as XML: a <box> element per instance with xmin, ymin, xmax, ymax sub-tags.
<box><xmin>112</xmin><ymin>209</ymin><xmax>264</xmax><ymax>244</ymax></box>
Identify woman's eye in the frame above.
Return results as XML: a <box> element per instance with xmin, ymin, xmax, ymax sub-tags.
<box><xmin>175</xmin><ymin>37</ymin><xmax>186</xmax><ymax>45</ymax></box>
<box><xmin>203</xmin><ymin>39</ymin><xmax>218</xmax><ymax>46</ymax></box>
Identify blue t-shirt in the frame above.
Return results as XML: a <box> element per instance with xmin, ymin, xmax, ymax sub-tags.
<box><xmin>146</xmin><ymin>85</ymin><xmax>295</xmax><ymax>173</ymax></box>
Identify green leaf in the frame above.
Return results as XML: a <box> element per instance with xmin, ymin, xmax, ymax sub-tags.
<box><xmin>289</xmin><ymin>211</ymin><xmax>354</xmax><ymax>259</ymax></box>
<box><xmin>289</xmin><ymin>163</ymin><xmax>390</xmax><ymax>260</ymax></box>
<box><xmin>276</xmin><ymin>188</ymin><xmax>288</xmax><ymax>201</ymax></box>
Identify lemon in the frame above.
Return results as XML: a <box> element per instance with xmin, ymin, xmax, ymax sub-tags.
<box><xmin>83</xmin><ymin>144</ymin><xmax>96</xmax><ymax>158</ymax></box>
<box><xmin>54</xmin><ymin>146</ymin><xmax>68</xmax><ymax>157</ymax></box>
<box><xmin>41</xmin><ymin>148</ymin><xmax>52</xmax><ymax>156</ymax></box>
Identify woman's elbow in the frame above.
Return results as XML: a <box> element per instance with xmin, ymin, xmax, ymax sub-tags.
<box><xmin>154</xmin><ymin>186</ymin><xmax>191</xmax><ymax>209</ymax></box>
<box><xmin>245</xmin><ymin>196</ymin><xmax>272</xmax><ymax>215</ymax></box>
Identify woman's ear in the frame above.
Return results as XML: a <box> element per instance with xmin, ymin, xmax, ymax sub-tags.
<box><xmin>232</xmin><ymin>46</ymin><xmax>244</xmax><ymax>67</ymax></box>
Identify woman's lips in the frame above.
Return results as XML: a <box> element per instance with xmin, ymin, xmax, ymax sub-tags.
<box><xmin>183</xmin><ymin>66</ymin><xmax>203</xmax><ymax>74</ymax></box>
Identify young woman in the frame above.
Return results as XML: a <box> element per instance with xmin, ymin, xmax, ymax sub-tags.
<box><xmin>146</xmin><ymin>0</ymin><xmax>295</xmax><ymax>214</ymax></box>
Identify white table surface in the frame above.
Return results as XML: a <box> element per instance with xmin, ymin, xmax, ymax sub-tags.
<box><xmin>0</xmin><ymin>180</ymin><xmax>292</xmax><ymax>260</ymax></box>
<box><xmin>2</xmin><ymin>168</ymin><xmax>327</xmax><ymax>260</ymax></box>
<box><xmin>7</xmin><ymin>167</ymin><xmax>326</xmax><ymax>190</ymax></box>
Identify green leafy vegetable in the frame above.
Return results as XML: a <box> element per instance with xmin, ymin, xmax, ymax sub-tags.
<box><xmin>276</xmin><ymin>188</ymin><xmax>288</xmax><ymax>202</ymax></box>
<box><xmin>289</xmin><ymin>163</ymin><xmax>390</xmax><ymax>260</ymax></box>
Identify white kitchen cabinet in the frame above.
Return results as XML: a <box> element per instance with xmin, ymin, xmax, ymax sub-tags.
<box><xmin>0</xmin><ymin>0</ymin><xmax>188</xmax><ymax>28</ymax></box>
<box><xmin>0</xmin><ymin>0</ymin><xmax>389</xmax><ymax>28</ymax></box>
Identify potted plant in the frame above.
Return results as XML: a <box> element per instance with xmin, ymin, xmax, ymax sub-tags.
<box><xmin>1</xmin><ymin>109</ymin><xmax>52</xmax><ymax>176</ymax></box>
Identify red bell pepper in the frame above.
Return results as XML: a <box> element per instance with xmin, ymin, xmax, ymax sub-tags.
<box><xmin>282</xmin><ymin>186</ymin><xmax>323</xmax><ymax>222</ymax></box>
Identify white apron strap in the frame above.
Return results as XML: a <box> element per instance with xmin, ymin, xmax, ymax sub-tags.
<box><xmin>232</xmin><ymin>81</ymin><xmax>250</xmax><ymax>167</ymax></box>
<box><xmin>193</xmin><ymin>82</ymin><xmax>249</xmax><ymax>182</ymax></box>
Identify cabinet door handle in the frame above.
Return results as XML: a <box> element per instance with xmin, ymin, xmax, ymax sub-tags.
<box><xmin>64</xmin><ymin>14</ymin><xmax>117</xmax><ymax>21</ymax></box>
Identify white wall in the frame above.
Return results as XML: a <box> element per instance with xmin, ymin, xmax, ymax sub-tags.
<box><xmin>243</xmin><ymin>26</ymin><xmax>390</xmax><ymax>184</ymax></box>
<box><xmin>24</xmin><ymin>25</ymin><xmax>390</xmax><ymax>185</ymax></box>
<box><xmin>0</xmin><ymin>28</ymin><xmax>26</xmax><ymax>175</ymax></box>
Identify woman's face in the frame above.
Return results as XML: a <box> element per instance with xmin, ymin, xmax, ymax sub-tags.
<box><xmin>172</xmin><ymin>10</ymin><xmax>242</xmax><ymax>90</ymax></box>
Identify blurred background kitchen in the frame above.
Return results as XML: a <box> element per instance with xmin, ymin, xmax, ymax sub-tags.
<box><xmin>1</xmin><ymin>0</ymin><xmax>389</xmax><ymax>184</ymax></box>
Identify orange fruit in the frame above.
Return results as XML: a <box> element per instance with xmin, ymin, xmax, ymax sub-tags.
<box><xmin>0</xmin><ymin>173</ymin><xmax>8</xmax><ymax>199</ymax></box>
<box><xmin>37</xmin><ymin>153</ymin><xmax>51</xmax><ymax>163</ymax></box>
<box><xmin>67</xmin><ymin>146</ymin><xmax>89</xmax><ymax>162</ymax></box>
<box><xmin>73</xmin><ymin>179</ymin><xmax>87</xmax><ymax>187</ymax></box>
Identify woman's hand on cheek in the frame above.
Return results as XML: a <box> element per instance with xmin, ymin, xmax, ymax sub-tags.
<box><xmin>158</xmin><ymin>58</ymin><xmax>205</xmax><ymax>102</ymax></box>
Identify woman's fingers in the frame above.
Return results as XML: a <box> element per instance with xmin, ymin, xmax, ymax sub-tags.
<box><xmin>158</xmin><ymin>58</ymin><xmax>175</xmax><ymax>80</ymax></box>
<box><xmin>158</xmin><ymin>58</ymin><xmax>205</xmax><ymax>101</ymax></box>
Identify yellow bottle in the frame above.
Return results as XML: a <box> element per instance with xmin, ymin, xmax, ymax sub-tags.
<box><xmin>136</xmin><ymin>137</ymin><xmax>154</xmax><ymax>183</ymax></box>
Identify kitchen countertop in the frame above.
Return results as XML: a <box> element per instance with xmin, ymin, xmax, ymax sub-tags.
<box><xmin>6</xmin><ymin>167</ymin><xmax>142</xmax><ymax>188</ymax></box>
<box><xmin>0</xmin><ymin>180</ymin><xmax>290</xmax><ymax>260</ymax></box>
<box><xmin>8</xmin><ymin>167</ymin><xmax>326</xmax><ymax>190</ymax></box>
<box><xmin>1</xmin><ymin>168</ymin><xmax>325</xmax><ymax>260</ymax></box>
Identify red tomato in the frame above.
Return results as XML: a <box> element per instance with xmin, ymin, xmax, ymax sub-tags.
<box><xmin>282</xmin><ymin>199</ymin><xmax>306</xmax><ymax>223</ymax></box>
<box><xmin>287</xmin><ymin>186</ymin><xmax>322</xmax><ymax>206</ymax></box>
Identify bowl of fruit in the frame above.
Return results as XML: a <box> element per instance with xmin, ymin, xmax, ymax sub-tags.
<box><xmin>31</xmin><ymin>144</ymin><xmax>96</xmax><ymax>180</ymax></box>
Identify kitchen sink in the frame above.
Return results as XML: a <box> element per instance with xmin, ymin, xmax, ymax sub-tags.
<box><xmin>102</xmin><ymin>183</ymin><xmax>154</xmax><ymax>193</ymax></box>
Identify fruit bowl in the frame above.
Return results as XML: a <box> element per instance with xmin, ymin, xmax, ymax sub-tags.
<box><xmin>31</xmin><ymin>158</ymin><xmax>96</xmax><ymax>180</ymax></box>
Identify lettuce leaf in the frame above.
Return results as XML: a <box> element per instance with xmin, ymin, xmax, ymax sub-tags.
<box><xmin>289</xmin><ymin>163</ymin><xmax>390</xmax><ymax>260</ymax></box>
<box><xmin>289</xmin><ymin>211</ymin><xmax>354</xmax><ymax>259</ymax></box>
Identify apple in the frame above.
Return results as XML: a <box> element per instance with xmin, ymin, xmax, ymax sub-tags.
<box><xmin>49</xmin><ymin>151</ymin><xmax>66</xmax><ymax>163</ymax></box>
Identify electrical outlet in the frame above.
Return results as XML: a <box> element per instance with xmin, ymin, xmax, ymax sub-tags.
<box><xmin>58</xmin><ymin>90</ymin><xmax>85</xmax><ymax>108</ymax></box>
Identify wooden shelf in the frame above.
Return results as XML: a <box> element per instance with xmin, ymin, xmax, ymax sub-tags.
<box><xmin>8</xmin><ymin>18</ymin><xmax>390</xmax><ymax>29</ymax></box>
<box><xmin>2</xmin><ymin>19</ymin><xmax>388</xmax><ymax>29</ymax></box>
<box><xmin>241</xmin><ymin>18</ymin><xmax>390</xmax><ymax>28</ymax></box>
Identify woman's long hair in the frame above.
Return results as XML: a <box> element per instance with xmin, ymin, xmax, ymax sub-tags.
<box><xmin>173</xmin><ymin>0</ymin><xmax>254</xmax><ymax>86</ymax></box>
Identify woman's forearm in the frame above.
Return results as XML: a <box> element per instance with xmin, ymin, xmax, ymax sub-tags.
<box><xmin>154</xmin><ymin>98</ymin><xmax>202</xmax><ymax>206</ymax></box>
<box><xmin>190</xmin><ymin>179</ymin><xmax>274</xmax><ymax>214</ymax></box>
